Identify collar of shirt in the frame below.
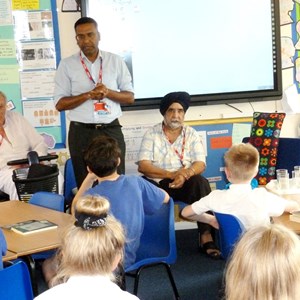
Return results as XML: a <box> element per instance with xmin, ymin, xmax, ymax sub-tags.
<box><xmin>80</xmin><ymin>50</ymin><xmax>102</xmax><ymax>63</ymax></box>
<box><xmin>228</xmin><ymin>183</ymin><xmax>253</xmax><ymax>192</ymax></box>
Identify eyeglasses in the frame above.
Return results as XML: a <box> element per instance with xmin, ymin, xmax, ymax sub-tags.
<box><xmin>75</xmin><ymin>32</ymin><xmax>98</xmax><ymax>42</ymax></box>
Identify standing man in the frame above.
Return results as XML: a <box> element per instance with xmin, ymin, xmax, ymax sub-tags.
<box><xmin>54</xmin><ymin>17</ymin><xmax>134</xmax><ymax>187</ymax></box>
<box><xmin>138</xmin><ymin>91</ymin><xmax>220</xmax><ymax>259</ymax></box>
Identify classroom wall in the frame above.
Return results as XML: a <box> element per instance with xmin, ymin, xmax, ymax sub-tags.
<box><xmin>56</xmin><ymin>0</ymin><xmax>300</xmax><ymax>138</ymax></box>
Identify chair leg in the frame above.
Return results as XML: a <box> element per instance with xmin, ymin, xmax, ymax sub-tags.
<box><xmin>131</xmin><ymin>263</ymin><xmax>180</xmax><ymax>299</ymax></box>
<box><xmin>162</xmin><ymin>263</ymin><xmax>181</xmax><ymax>300</ymax></box>
<box><xmin>133</xmin><ymin>267</ymin><xmax>143</xmax><ymax>295</ymax></box>
<box><xmin>22</xmin><ymin>256</ymin><xmax>38</xmax><ymax>296</ymax></box>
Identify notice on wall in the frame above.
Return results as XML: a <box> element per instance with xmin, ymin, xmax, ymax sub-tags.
<box><xmin>22</xmin><ymin>99</ymin><xmax>60</xmax><ymax>128</ymax></box>
<box><xmin>20</xmin><ymin>70</ymin><xmax>55</xmax><ymax>98</ymax></box>
<box><xmin>17</xmin><ymin>41</ymin><xmax>56</xmax><ymax>70</ymax></box>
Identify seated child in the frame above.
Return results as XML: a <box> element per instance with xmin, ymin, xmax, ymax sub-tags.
<box><xmin>225</xmin><ymin>224</ymin><xmax>300</xmax><ymax>300</ymax></box>
<box><xmin>181</xmin><ymin>143</ymin><xmax>300</xmax><ymax>229</ymax></box>
<box><xmin>35</xmin><ymin>195</ymin><xmax>139</xmax><ymax>299</ymax></box>
<box><xmin>72</xmin><ymin>135</ymin><xmax>169</xmax><ymax>268</ymax></box>
<box><xmin>43</xmin><ymin>136</ymin><xmax>169</xmax><ymax>287</ymax></box>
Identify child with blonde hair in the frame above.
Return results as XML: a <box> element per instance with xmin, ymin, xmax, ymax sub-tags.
<box><xmin>226</xmin><ymin>224</ymin><xmax>300</xmax><ymax>300</ymax></box>
<box><xmin>35</xmin><ymin>195</ymin><xmax>139</xmax><ymax>300</ymax></box>
<box><xmin>181</xmin><ymin>143</ymin><xmax>299</xmax><ymax>230</ymax></box>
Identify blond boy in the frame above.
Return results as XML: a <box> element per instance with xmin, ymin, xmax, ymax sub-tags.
<box><xmin>181</xmin><ymin>143</ymin><xmax>299</xmax><ymax>230</ymax></box>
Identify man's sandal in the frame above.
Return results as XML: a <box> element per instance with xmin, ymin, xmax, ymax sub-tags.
<box><xmin>199</xmin><ymin>241</ymin><xmax>221</xmax><ymax>260</ymax></box>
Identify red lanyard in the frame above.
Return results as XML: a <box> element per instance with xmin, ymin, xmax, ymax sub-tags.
<box><xmin>80</xmin><ymin>52</ymin><xmax>103</xmax><ymax>85</ymax></box>
<box><xmin>163</xmin><ymin>126</ymin><xmax>186</xmax><ymax>167</ymax></box>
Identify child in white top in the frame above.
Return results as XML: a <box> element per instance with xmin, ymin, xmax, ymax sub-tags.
<box><xmin>181</xmin><ymin>143</ymin><xmax>299</xmax><ymax>230</ymax></box>
<box><xmin>35</xmin><ymin>195</ymin><xmax>139</xmax><ymax>300</ymax></box>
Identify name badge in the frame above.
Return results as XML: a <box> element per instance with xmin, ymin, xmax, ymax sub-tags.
<box><xmin>93</xmin><ymin>102</ymin><xmax>110</xmax><ymax>122</ymax></box>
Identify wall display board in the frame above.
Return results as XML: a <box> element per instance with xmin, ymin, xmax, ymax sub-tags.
<box><xmin>123</xmin><ymin>118</ymin><xmax>252</xmax><ymax>190</ymax></box>
<box><xmin>0</xmin><ymin>0</ymin><xmax>65</xmax><ymax>149</ymax></box>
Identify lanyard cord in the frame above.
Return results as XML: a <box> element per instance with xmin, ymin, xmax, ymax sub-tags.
<box><xmin>80</xmin><ymin>52</ymin><xmax>103</xmax><ymax>85</ymax></box>
<box><xmin>163</xmin><ymin>126</ymin><xmax>186</xmax><ymax>167</ymax></box>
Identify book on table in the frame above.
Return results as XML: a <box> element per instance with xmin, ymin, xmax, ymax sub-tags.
<box><xmin>289</xmin><ymin>211</ymin><xmax>300</xmax><ymax>223</ymax></box>
<box><xmin>9</xmin><ymin>220</ymin><xmax>58</xmax><ymax>235</ymax></box>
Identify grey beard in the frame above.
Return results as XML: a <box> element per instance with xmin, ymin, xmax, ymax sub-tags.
<box><xmin>168</xmin><ymin>121</ymin><xmax>182</xmax><ymax>129</ymax></box>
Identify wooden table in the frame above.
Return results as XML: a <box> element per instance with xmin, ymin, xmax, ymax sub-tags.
<box><xmin>3</xmin><ymin>250</ymin><xmax>18</xmax><ymax>262</ymax></box>
<box><xmin>0</xmin><ymin>201</ymin><xmax>74</xmax><ymax>257</ymax></box>
<box><xmin>268</xmin><ymin>191</ymin><xmax>300</xmax><ymax>234</ymax></box>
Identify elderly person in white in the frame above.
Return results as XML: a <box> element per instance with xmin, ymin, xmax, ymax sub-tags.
<box><xmin>0</xmin><ymin>91</ymin><xmax>48</xmax><ymax>200</ymax></box>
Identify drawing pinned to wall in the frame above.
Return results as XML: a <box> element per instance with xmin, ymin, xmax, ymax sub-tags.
<box><xmin>290</xmin><ymin>0</ymin><xmax>300</xmax><ymax>93</ymax></box>
<box><xmin>280</xmin><ymin>0</ymin><xmax>294</xmax><ymax>25</ymax></box>
<box><xmin>281</xmin><ymin>36</ymin><xmax>296</xmax><ymax>69</ymax></box>
<box><xmin>41</xmin><ymin>132</ymin><xmax>56</xmax><ymax>149</ymax></box>
<box><xmin>62</xmin><ymin>0</ymin><xmax>81</xmax><ymax>12</ymax></box>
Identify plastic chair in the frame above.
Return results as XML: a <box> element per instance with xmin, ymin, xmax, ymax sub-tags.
<box><xmin>63</xmin><ymin>158</ymin><xmax>77</xmax><ymax>211</ymax></box>
<box><xmin>125</xmin><ymin>199</ymin><xmax>180</xmax><ymax>299</ymax></box>
<box><xmin>29</xmin><ymin>191</ymin><xmax>65</xmax><ymax>212</ymax></box>
<box><xmin>27</xmin><ymin>191</ymin><xmax>65</xmax><ymax>295</ymax></box>
<box><xmin>0</xmin><ymin>261</ymin><xmax>34</xmax><ymax>300</ymax></box>
<box><xmin>214</xmin><ymin>212</ymin><xmax>245</xmax><ymax>260</ymax></box>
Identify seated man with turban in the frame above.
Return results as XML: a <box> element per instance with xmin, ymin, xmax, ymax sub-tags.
<box><xmin>138</xmin><ymin>91</ymin><xmax>220</xmax><ymax>259</ymax></box>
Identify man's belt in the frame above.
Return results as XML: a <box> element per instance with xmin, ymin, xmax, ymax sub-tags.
<box><xmin>71</xmin><ymin>119</ymin><xmax>120</xmax><ymax>129</ymax></box>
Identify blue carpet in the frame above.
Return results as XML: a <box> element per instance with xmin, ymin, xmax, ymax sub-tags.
<box><xmin>125</xmin><ymin>229</ymin><xmax>226</xmax><ymax>300</ymax></box>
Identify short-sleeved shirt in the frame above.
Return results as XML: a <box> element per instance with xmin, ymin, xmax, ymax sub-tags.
<box><xmin>138</xmin><ymin>123</ymin><xmax>206</xmax><ymax>181</ymax></box>
<box><xmin>191</xmin><ymin>184</ymin><xmax>287</xmax><ymax>230</ymax></box>
<box><xmin>85</xmin><ymin>175</ymin><xmax>165</xmax><ymax>268</ymax></box>
<box><xmin>54</xmin><ymin>50</ymin><xmax>134</xmax><ymax>124</ymax></box>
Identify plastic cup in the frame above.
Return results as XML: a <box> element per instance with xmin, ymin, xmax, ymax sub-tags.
<box><xmin>277</xmin><ymin>172</ymin><xmax>289</xmax><ymax>190</ymax></box>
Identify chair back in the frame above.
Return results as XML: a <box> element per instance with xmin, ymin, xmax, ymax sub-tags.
<box><xmin>0</xmin><ymin>229</ymin><xmax>7</xmax><ymax>270</ymax></box>
<box><xmin>63</xmin><ymin>158</ymin><xmax>77</xmax><ymax>207</ymax></box>
<box><xmin>29</xmin><ymin>191</ymin><xmax>65</xmax><ymax>212</ymax></box>
<box><xmin>0</xmin><ymin>261</ymin><xmax>33</xmax><ymax>300</ymax></box>
<box><xmin>214</xmin><ymin>212</ymin><xmax>244</xmax><ymax>260</ymax></box>
<box><xmin>126</xmin><ymin>198</ymin><xmax>177</xmax><ymax>272</ymax></box>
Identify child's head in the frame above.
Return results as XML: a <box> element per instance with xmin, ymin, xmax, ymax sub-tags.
<box><xmin>225</xmin><ymin>224</ymin><xmax>300</xmax><ymax>300</ymax></box>
<box><xmin>84</xmin><ymin>135</ymin><xmax>121</xmax><ymax>177</ymax></box>
<box><xmin>53</xmin><ymin>195</ymin><xmax>125</xmax><ymax>284</ymax></box>
<box><xmin>224</xmin><ymin>143</ymin><xmax>259</xmax><ymax>183</ymax></box>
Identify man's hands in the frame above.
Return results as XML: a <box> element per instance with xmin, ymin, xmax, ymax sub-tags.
<box><xmin>88</xmin><ymin>83</ymin><xmax>109</xmax><ymax>101</ymax></box>
<box><xmin>168</xmin><ymin>167</ymin><xmax>194</xmax><ymax>189</ymax></box>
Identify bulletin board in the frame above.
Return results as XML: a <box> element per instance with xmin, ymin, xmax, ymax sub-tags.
<box><xmin>123</xmin><ymin>117</ymin><xmax>253</xmax><ymax>190</ymax></box>
<box><xmin>0</xmin><ymin>0</ymin><xmax>66</xmax><ymax>149</ymax></box>
<box><xmin>188</xmin><ymin>118</ymin><xmax>253</xmax><ymax>189</ymax></box>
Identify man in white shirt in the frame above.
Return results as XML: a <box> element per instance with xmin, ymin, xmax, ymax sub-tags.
<box><xmin>0</xmin><ymin>91</ymin><xmax>48</xmax><ymax>200</ymax></box>
<box><xmin>54</xmin><ymin>17</ymin><xmax>134</xmax><ymax>188</ymax></box>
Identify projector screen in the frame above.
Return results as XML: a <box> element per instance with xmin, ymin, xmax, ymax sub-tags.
<box><xmin>80</xmin><ymin>0</ymin><xmax>282</xmax><ymax>110</ymax></box>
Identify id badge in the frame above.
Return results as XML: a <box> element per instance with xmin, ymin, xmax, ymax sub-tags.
<box><xmin>93</xmin><ymin>101</ymin><xmax>110</xmax><ymax>122</ymax></box>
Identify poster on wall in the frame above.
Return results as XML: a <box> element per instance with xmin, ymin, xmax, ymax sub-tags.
<box><xmin>22</xmin><ymin>99</ymin><xmax>60</xmax><ymax>128</ymax></box>
<box><xmin>13</xmin><ymin>10</ymin><xmax>54</xmax><ymax>40</ymax></box>
<box><xmin>20</xmin><ymin>70</ymin><xmax>55</xmax><ymax>98</ymax></box>
<box><xmin>17</xmin><ymin>41</ymin><xmax>56</xmax><ymax>70</ymax></box>
<box><xmin>0</xmin><ymin>0</ymin><xmax>66</xmax><ymax>148</ymax></box>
